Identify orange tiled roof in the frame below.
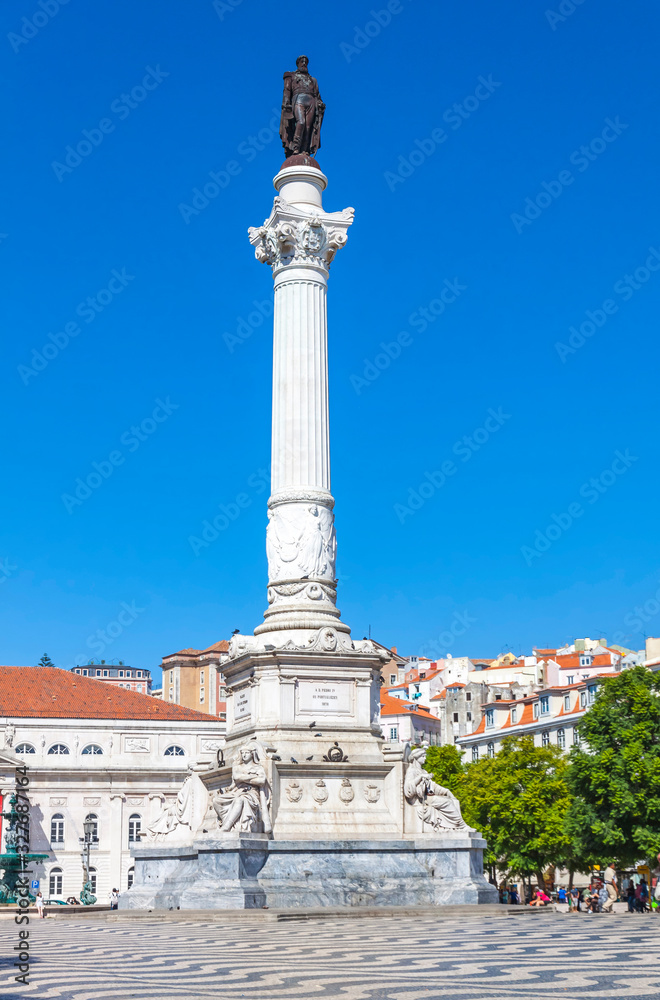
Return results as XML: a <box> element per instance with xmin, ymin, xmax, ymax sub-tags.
<box><xmin>380</xmin><ymin>691</ymin><xmax>437</xmax><ymax>720</ymax></box>
<box><xmin>534</xmin><ymin>648</ymin><xmax>557</xmax><ymax>656</ymax></box>
<box><xmin>201</xmin><ymin>641</ymin><xmax>229</xmax><ymax>653</ymax></box>
<box><xmin>0</xmin><ymin>666</ymin><xmax>218</xmax><ymax>721</ymax></box>
<box><xmin>519</xmin><ymin>702</ymin><xmax>535</xmax><ymax>726</ymax></box>
<box><xmin>430</xmin><ymin>691</ymin><xmax>447</xmax><ymax>701</ymax></box>
<box><xmin>446</xmin><ymin>682</ymin><xmax>466</xmax><ymax>688</ymax></box>
<box><xmin>472</xmin><ymin>715</ymin><xmax>486</xmax><ymax>735</ymax></box>
<box><xmin>556</xmin><ymin>652</ymin><xmax>613</xmax><ymax>669</ymax></box>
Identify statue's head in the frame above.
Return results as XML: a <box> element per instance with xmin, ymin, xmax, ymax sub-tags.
<box><xmin>296</xmin><ymin>55</ymin><xmax>309</xmax><ymax>71</ymax></box>
<box><xmin>240</xmin><ymin>747</ymin><xmax>256</xmax><ymax>763</ymax></box>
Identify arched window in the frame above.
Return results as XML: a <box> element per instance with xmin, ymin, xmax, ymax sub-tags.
<box><xmin>15</xmin><ymin>743</ymin><xmax>35</xmax><ymax>754</ymax></box>
<box><xmin>84</xmin><ymin>813</ymin><xmax>99</xmax><ymax>843</ymax></box>
<box><xmin>557</xmin><ymin>728</ymin><xmax>566</xmax><ymax>749</ymax></box>
<box><xmin>81</xmin><ymin>744</ymin><xmax>103</xmax><ymax>755</ymax></box>
<box><xmin>88</xmin><ymin>867</ymin><xmax>97</xmax><ymax>893</ymax></box>
<box><xmin>48</xmin><ymin>744</ymin><xmax>70</xmax><ymax>755</ymax></box>
<box><xmin>49</xmin><ymin>867</ymin><xmax>63</xmax><ymax>896</ymax></box>
<box><xmin>471</xmin><ymin>746</ymin><xmax>479</xmax><ymax>762</ymax></box>
<box><xmin>164</xmin><ymin>745</ymin><xmax>185</xmax><ymax>757</ymax></box>
<box><xmin>128</xmin><ymin>814</ymin><xmax>142</xmax><ymax>843</ymax></box>
<box><xmin>127</xmin><ymin>866</ymin><xmax>135</xmax><ymax>889</ymax></box>
<box><xmin>50</xmin><ymin>814</ymin><xmax>65</xmax><ymax>844</ymax></box>
<box><xmin>487</xmin><ymin>742</ymin><xmax>495</xmax><ymax>758</ymax></box>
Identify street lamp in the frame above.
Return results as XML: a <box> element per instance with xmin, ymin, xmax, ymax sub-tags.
<box><xmin>79</xmin><ymin>817</ymin><xmax>94</xmax><ymax>888</ymax></box>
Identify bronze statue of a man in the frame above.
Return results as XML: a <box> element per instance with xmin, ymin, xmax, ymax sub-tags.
<box><xmin>280</xmin><ymin>55</ymin><xmax>325</xmax><ymax>159</ymax></box>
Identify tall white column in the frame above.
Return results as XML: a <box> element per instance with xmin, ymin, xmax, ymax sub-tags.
<box><xmin>249</xmin><ymin>166</ymin><xmax>354</xmax><ymax>645</ymax></box>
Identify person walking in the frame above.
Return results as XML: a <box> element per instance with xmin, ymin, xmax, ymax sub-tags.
<box><xmin>109</xmin><ymin>888</ymin><xmax>119</xmax><ymax>910</ymax></box>
<box><xmin>35</xmin><ymin>891</ymin><xmax>45</xmax><ymax>919</ymax></box>
<box><xmin>638</xmin><ymin>878</ymin><xmax>649</xmax><ymax>913</ymax></box>
<box><xmin>627</xmin><ymin>881</ymin><xmax>636</xmax><ymax>913</ymax></box>
<box><xmin>602</xmin><ymin>862</ymin><xmax>618</xmax><ymax>913</ymax></box>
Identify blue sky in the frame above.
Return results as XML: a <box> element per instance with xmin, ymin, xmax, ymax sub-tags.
<box><xmin>2</xmin><ymin>0</ymin><xmax>659</xmax><ymax>683</ymax></box>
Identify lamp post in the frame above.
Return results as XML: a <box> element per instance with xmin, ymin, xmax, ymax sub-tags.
<box><xmin>79</xmin><ymin>816</ymin><xmax>94</xmax><ymax>891</ymax></box>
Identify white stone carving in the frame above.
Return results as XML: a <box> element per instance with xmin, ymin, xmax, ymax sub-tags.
<box><xmin>285</xmin><ymin>781</ymin><xmax>303</xmax><ymax>803</ymax></box>
<box><xmin>83</xmin><ymin>797</ymin><xmax>101</xmax><ymax>806</ymax></box>
<box><xmin>200</xmin><ymin>740</ymin><xmax>225</xmax><ymax>752</ymax></box>
<box><xmin>145</xmin><ymin>763</ymin><xmax>209</xmax><ymax>843</ymax></box>
<box><xmin>125</xmin><ymin>738</ymin><xmax>150</xmax><ymax>753</ymax></box>
<box><xmin>49</xmin><ymin>798</ymin><xmax>67</xmax><ymax>806</ymax></box>
<box><xmin>212</xmin><ymin>741</ymin><xmax>272</xmax><ymax>834</ymax></box>
<box><xmin>248</xmin><ymin>198</ymin><xmax>353</xmax><ymax>275</ymax></box>
<box><xmin>126</xmin><ymin>797</ymin><xmax>144</xmax><ymax>806</ymax></box>
<box><xmin>312</xmin><ymin>779</ymin><xmax>328</xmax><ymax>804</ymax></box>
<box><xmin>266</xmin><ymin>503</ymin><xmax>336</xmax><ymax>584</ymax></box>
<box><xmin>4</xmin><ymin>723</ymin><xmax>15</xmax><ymax>748</ymax></box>
<box><xmin>404</xmin><ymin>747</ymin><xmax>470</xmax><ymax>832</ymax></box>
<box><xmin>364</xmin><ymin>784</ymin><xmax>381</xmax><ymax>804</ymax></box>
<box><xmin>339</xmin><ymin>778</ymin><xmax>354</xmax><ymax>805</ymax></box>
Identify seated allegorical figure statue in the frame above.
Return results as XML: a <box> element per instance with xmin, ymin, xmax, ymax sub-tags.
<box><xmin>403</xmin><ymin>746</ymin><xmax>471</xmax><ymax>832</ymax></box>
<box><xmin>213</xmin><ymin>743</ymin><xmax>272</xmax><ymax>834</ymax></box>
<box><xmin>144</xmin><ymin>762</ymin><xmax>209</xmax><ymax>843</ymax></box>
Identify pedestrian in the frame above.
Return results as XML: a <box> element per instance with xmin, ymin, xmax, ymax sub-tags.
<box><xmin>557</xmin><ymin>886</ymin><xmax>566</xmax><ymax>905</ymax></box>
<box><xmin>109</xmin><ymin>888</ymin><xmax>119</xmax><ymax>910</ymax></box>
<box><xmin>35</xmin><ymin>891</ymin><xmax>45</xmax><ymax>919</ymax></box>
<box><xmin>637</xmin><ymin>879</ymin><xmax>649</xmax><ymax>913</ymax></box>
<box><xmin>570</xmin><ymin>886</ymin><xmax>581</xmax><ymax>912</ymax></box>
<box><xmin>627</xmin><ymin>882</ymin><xmax>636</xmax><ymax>913</ymax></box>
<box><xmin>602</xmin><ymin>861</ymin><xmax>618</xmax><ymax>913</ymax></box>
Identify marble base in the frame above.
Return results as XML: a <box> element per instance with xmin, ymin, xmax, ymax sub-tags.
<box><xmin>121</xmin><ymin>834</ymin><xmax>498</xmax><ymax>910</ymax></box>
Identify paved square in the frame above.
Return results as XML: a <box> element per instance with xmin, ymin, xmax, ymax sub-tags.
<box><xmin>2</xmin><ymin>912</ymin><xmax>660</xmax><ymax>1000</ymax></box>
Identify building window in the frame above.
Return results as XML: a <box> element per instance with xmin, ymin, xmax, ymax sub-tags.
<box><xmin>15</xmin><ymin>743</ymin><xmax>35</xmax><ymax>754</ymax></box>
<box><xmin>487</xmin><ymin>742</ymin><xmax>495</xmax><ymax>758</ymax></box>
<box><xmin>588</xmin><ymin>685</ymin><xmax>596</xmax><ymax>705</ymax></box>
<box><xmin>49</xmin><ymin>868</ymin><xmax>63</xmax><ymax>897</ymax></box>
<box><xmin>511</xmin><ymin>708</ymin><xmax>517</xmax><ymax>724</ymax></box>
<box><xmin>48</xmin><ymin>744</ymin><xmax>70</xmax><ymax>755</ymax></box>
<box><xmin>137</xmin><ymin>683</ymin><xmax>143</xmax><ymax>693</ymax></box>
<box><xmin>127</xmin><ymin>867</ymin><xmax>135</xmax><ymax>889</ymax></box>
<box><xmin>453</xmin><ymin>713</ymin><xmax>459</xmax><ymax>723</ymax></box>
<box><xmin>199</xmin><ymin>688</ymin><xmax>205</xmax><ymax>703</ymax></box>
<box><xmin>50</xmin><ymin>814</ymin><xmax>65</xmax><ymax>844</ymax></box>
<box><xmin>579</xmin><ymin>655</ymin><xmax>592</xmax><ymax>667</ymax></box>
<box><xmin>573</xmin><ymin>728</ymin><xmax>580</xmax><ymax>745</ymax></box>
<box><xmin>465</xmin><ymin>692</ymin><xmax>471</xmax><ymax>702</ymax></box>
<box><xmin>389</xmin><ymin>726</ymin><xmax>398</xmax><ymax>741</ymax></box>
<box><xmin>486</xmin><ymin>709</ymin><xmax>494</xmax><ymax>727</ymax></box>
<box><xmin>200</xmin><ymin>670</ymin><xmax>205</xmax><ymax>685</ymax></box>
<box><xmin>81</xmin><ymin>744</ymin><xmax>103</xmax><ymax>755</ymax></box>
<box><xmin>557</xmin><ymin>728</ymin><xmax>566</xmax><ymax>749</ymax></box>
<box><xmin>128</xmin><ymin>814</ymin><xmax>142</xmax><ymax>843</ymax></box>
<box><xmin>169</xmin><ymin>670</ymin><xmax>173</xmax><ymax>683</ymax></box>
<box><xmin>103</xmin><ymin>670</ymin><xmax>108</xmax><ymax>676</ymax></box>
<box><xmin>82</xmin><ymin>669</ymin><xmax>88</xmax><ymax>676</ymax></box>
<box><xmin>567</xmin><ymin>675</ymin><xmax>574</xmax><ymax>685</ymax></box>
<box><xmin>564</xmin><ymin>694</ymin><xmax>571</xmax><ymax>711</ymax></box>
<box><xmin>390</xmin><ymin>675</ymin><xmax>396</xmax><ymax>685</ymax></box>
<box><xmin>542</xmin><ymin>731</ymin><xmax>550</xmax><ymax>747</ymax></box>
<box><xmin>169</xmin><ymin>691</ymin><xmax>173</xmax><ymax>701</ymax></box>
<box><xmin>119</xmin><ymin>670</ymin><xmax>124</xmax><ymax>677</ymax></box>
<box><xmin>466</xmin><ymin>712</ymin><xmax>472</xmax><ymax>721</ymax></box>
<box><xmin>75</xmin><ymin>669</ymin><xmax>81</xmax><ymax>674</ymax></box>
<box><xmin>533</xmin><ymin>703</ymin><xmax>539</xmax><ymax>719</ymax></box>
<box><xmin>164</xmin><ymin>745</ymin><xmax>185</xmax><ymax>757</ymax></box>
<box><xmin>137</xmin><ymin>671</ymin><xmax>142</xmax><ymax>678</ymax></box>
<box><xmin>84</xmin><ymin>813</ymin><xmax>99</xmax><ymax>844</ymax></box>
<box><xmin>540</xmin><ymin>696</ymin><xmax>549</xmax><ymax>714</ymax></box>
<box><xmin>88</xmin><ymin>867</ymin><xmax>97</xmax><ymax>893</ymax></box>
<box><xmin>472</xmin><ymin>746</ymin><xmax>479</xmax><ymax>762</ymax></box>
<box><xmin>580</xmin><ymin>692</ymin><xmax>587</xmax><ymax>708</ymax></box>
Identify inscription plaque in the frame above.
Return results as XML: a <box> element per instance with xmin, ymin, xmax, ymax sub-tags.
<box><xmin>234</xmin><ymin>688</ymin><xmax>252</xmax><ymax>720</ymax></box>
<box><xmin>298</xmin><ymin>681</ymin><xmax>351</xmax><ymax>715</ymax></box>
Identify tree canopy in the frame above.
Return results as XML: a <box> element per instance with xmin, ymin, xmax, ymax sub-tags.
<box><xmin>37</xmin><ymin>653</ymin><xmax>55</xmax><ymax>668</ymax></box>
<box><xmin>567</xmin><ymin>665</ymin><xmax>660</xmax><ymax>867</ymax></box>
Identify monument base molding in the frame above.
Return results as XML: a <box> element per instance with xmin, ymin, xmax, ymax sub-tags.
<box><xmin>121</xmin><ymin>835</ymin><xmax>497</xmax><ymax>910</ymax></box>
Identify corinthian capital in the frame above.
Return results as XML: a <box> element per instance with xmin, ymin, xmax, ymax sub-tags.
<box><xmin>248</xmin><ymin>197</ymin><xmax>354</xmax><ymax>274</ymax></box>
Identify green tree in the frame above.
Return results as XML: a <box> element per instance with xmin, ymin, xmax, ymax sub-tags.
<box><xmin>423</xmin><ymin>744</ymin><xmax>466</xmax><ymax>797</ymax></box>
<box><xmin>37</xmin><ymin>653</ymin><xmax>55</xmax><ymax>668</ymax></box>
<box><xmin>567</xmin><ymin>665</ymin><xmax>660</xmax><ymax>867</ymax></box>
<box><xmin>455</xmin><ymin>736</ymin><xmax>572</xmax><ymax>884</ymax></box>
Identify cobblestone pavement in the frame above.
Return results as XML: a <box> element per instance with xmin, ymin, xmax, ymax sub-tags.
<box><xmin>1</xmin><ymin>912</ymin><xmax>660</xmax><ymax>1000</ymax></box>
